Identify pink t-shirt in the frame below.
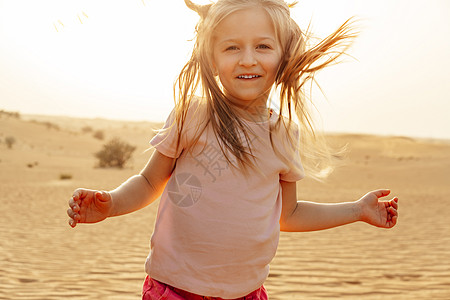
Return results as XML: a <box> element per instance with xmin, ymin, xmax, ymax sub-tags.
<box><xmin>146</xmin><ymin>101</ymin><xmax>304</xmax><ymax>298</ymax></box>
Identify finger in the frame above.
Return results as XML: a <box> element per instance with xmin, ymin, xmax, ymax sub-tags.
<box><xmin>372</xmin><ymin>189</ymin><xmax>391</xmax><ymax>198</ymax></box>
<box><xmin>72</xmin><ymin>189</ymin><xmax>83</xmax><ymax>201</ymax></box>
<box><xmin>387</xmin><ymin>207</ymin><xmax>398</xmax><ymax>219</ymax></box>
<box><xmin>72</xmin><ymin>188</ymin><xmax>90</xmax><ymax>201</ymax></box>
<box><xmin>69</xmin><ymin>198</ymin><xmax>80</xmax><ymax>212</ymax></box>
<box><xmin>71</xmin><ymin>194</ymin><xmax>82</xmax><ymax>207</ymax></box>
<box><xmin>68</xmin><ymin>206</ymin><xmax>78</xmax><ymax>227</ymax></box>
<box><xmin>69</xmin><ymin>218</ymin><xmax>77</xmax><ymax>228</ymax></box>
<box><xmin>67</xmin><ymin>208</ymin><xmax>75</xmax><ymax>219</ymax></box>
<box><xmin>390</xmin><ymin>197</ymin><xmax>399</xmax><ymax>209</ymax></box>
<box><xmin>391</xmin><ymin>214</ymin><xmax>398</xmax><ymax>226</ymax></box>
<box><xmin>387</xmin><ymin>213</ymin><xmax>398</xmax><ymax>228</ymax></box>
<box><xmin>391</xmin><ymin>206</ymin><xmax>398</xmax><ymax>217</ymax></box>
<box><xmin>67</xmin><ymin>207</ymin><xmax>81</xmax><ymax>221</ymax></box>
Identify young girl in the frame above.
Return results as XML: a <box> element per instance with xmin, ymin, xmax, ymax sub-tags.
<box><xmin>67</xmin><ymin>0</ymin><xmax>399</xmax><ymax>299</ymax></box>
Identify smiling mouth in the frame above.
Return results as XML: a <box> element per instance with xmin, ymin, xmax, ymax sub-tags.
<box><xmin>237</xmin><ymin>75</ymin><xmax>261</xmax><ymax>79</ymax></box>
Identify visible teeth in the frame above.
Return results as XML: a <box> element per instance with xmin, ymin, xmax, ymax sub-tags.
<box><xmin>238</xmin><ymin>75</ymin><xmax>259</xmax><ymax>79</ymax></box>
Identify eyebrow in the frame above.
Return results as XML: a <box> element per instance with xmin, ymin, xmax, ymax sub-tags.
<box><xmin>217</xmin><ymin>37</ymin><xmax>276</xmax><ymax>45</ymax></box>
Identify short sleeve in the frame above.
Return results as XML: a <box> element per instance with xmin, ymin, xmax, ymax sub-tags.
<box><xmin>279</xmin><ymin>123</ymin><xmax>305</xmax><ymax>182</ymax></box>
<box><xmin>150</xmin><ymin>109</ymin><xmax>184</xmax><ymax>158</ymax></box>
<box><xmin>150</xmin><ymin>99</ymin><xmax>206</xmax><ymax>158</ymax></box>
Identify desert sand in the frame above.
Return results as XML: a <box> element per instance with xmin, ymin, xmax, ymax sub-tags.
<box><xmin>1</xmin><ymin>111</ymin><xmax>449</xmax><ymax>299</ymax></box>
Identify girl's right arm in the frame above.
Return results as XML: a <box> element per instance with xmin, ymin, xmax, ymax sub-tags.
<box><xmin>67</xmin><ymin>150</ymin><xmax>176</xmax><ymax>228</ymax></box>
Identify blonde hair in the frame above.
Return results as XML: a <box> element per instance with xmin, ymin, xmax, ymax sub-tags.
<box><xmin>173</xmin><ymin>0</ymin><xmax>357</xmax><ymax>178</ymax></box>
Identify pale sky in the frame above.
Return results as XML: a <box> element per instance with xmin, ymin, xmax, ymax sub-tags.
<box><xmin>1</xmin><ymin>0</ymin><xmax>449</xmax><ymax>139</ymax></box>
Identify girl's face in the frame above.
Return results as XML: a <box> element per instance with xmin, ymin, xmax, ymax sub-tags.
<box><xmin>212</xmin><ymin>7</ymin><xmax>282</xmax><ymax>115</ymax></box>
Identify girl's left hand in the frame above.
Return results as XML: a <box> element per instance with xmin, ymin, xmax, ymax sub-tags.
<box><xmin>358</xmin><ymin>189</ymin><xmax>399</xmax><ymax>228</ymax></box>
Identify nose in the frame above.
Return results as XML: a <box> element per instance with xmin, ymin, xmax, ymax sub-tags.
<box><xmin>239</xmin><ymin>48</ymin><xmax>257</xmax><ymax>67</ymax></box>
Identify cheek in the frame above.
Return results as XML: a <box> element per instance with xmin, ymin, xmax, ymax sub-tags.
<box><xmin>272</xmin><ymin>55</ymin><xmax>283</xmax><ymax>69</ymax></box>
<box><xmin>216</xmin><ymin>61</ymin><xmax>234</xmax><ymax>78</ymax></box>
<box><xmin>268</xmin><ymin>57</ymin><xmax>282</xmax><ymax>76</ymax></box>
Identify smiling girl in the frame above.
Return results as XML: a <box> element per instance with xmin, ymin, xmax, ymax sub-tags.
<box><xmin>67</xmin><ymin>1</ymin><xmax>399</xmax><ymax>299</ymax></box>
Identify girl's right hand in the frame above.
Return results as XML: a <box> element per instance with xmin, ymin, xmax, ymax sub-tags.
<box><xmin>67</xmin><ymin>189</ymin><xmax>113</xmax><ymax>228</ymax></box>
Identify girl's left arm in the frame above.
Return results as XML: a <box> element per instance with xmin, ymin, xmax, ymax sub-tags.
<box><xmin>279</xmin><ymin>180</ymin><xmax>399</xmax><ymax>232</ymax></box>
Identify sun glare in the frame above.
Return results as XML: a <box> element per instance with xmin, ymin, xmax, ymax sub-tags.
<box><xmin>1</xmin><ymin>0</ymin><xmax>449</xmax><ymax>138</ymax></box>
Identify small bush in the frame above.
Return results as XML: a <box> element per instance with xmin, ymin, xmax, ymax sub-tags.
<box><xmin>43</xmin><ymin>121</ymin><xmax>60</xmax><ymax>130</ymax></box>
<box><xmin>95</xmin><ymin>137</ymin><xmax>136</xmax><ymax>168</ymax></box>
<box><xmin>0</xmin><ymin>110</ymin><xmax>21</xmax><ymax>119</ymax></box>
<box><xmin>81</xmin><ymin>126</ymin><xmax>93</xmax><ymax>133</ymax></box>
<box><xmin>93</xmin><ymin>130</ymin><xmax>105</xmax><ymax>140</ymax></box>
<box><xmin>27</xmin><ymin>161</ymin><xmax>39</xmax><ymax>168</ymax></box>
<box><xmin>59</xmin><ymin>173</ymin><xmax>73</xmax><ymax>180</ymax></box>
<box><xmin>5</xmin><ymin>136</ymin><xmax>16</xmax><ymax>149</ymax></box>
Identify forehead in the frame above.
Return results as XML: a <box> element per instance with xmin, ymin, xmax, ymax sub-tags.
<box><xmin>213</xmin><ymin>7</ymin><xmax>277</xmax><ymax>42</ymax></box>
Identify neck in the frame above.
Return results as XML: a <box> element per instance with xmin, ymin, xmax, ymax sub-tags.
<box><xmin>230</xmin><ymin>103</ymin><xmax>271</xmax><ymax>123</ymax></box>
<box><xmin>225</xmin><ymin>94</ymin><xmax>271</xmax><ymax>123</ymax></box>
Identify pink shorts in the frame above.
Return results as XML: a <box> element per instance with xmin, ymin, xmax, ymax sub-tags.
<box><xmin>142</xmin><ymin>276</ymin><xmax>268</xmax><ymax>300</ymax></box>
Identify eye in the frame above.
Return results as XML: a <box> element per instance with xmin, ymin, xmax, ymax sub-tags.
<box><xmin>257</xmin><ymin>44</ymin><xmax>271</xmax><ymax>49</ymax></box>
<box><xmin>225</xmin><ymin>45</ymin><xmax>238</xmax><ymax>51</ymax></box>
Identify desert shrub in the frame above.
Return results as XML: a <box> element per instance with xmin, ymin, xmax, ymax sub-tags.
<box><xmin>95</xmin><ymin>137</ymin><xmax>136</xmax><ymax>168</ymax></box>
<box><xmin>26</xmin><ymin>161</ymin><xmax>39</xmax><ymax>168</ymax></box>
<box><xmin>93</xmin><ymin>130</ymin><xmax>105</xmax><ymax>140</ymax></box>
<box><xmin>59</xmin><ymin>173</ymin><xmax>73</xmax><ymax>180</ymax></box>
<box><xmin>0</xmin><ymin>110</ymin><xmax>21</xmax><ymax>119</ymax></box>
<box><xmin>43</xmin><ymin>121</ymin><xmax>60</xmax><ymax>130</ymax></box>
<box><xmin>81</xmin><ymin>126</ymin><xmax>93</xmax><ymax>133</ymax></box>
<box><xmin>5</xmin><ymin>136</ymin><xmax>16</xmax><ymax>149</ymax></box>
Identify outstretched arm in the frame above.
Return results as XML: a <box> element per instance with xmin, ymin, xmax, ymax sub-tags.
<box><xmin>67</xmin><ymin>150</ymin><xmax>176</xmax><ymax>227</ymax></box>
<box><xmin>279</xmin><ymin>180</ymin><xmax>398</xmax><ymax>232</ymax></box>
<box><xmin>108</xmin><ymin>150</ymin><xmax>176</xmax><ymax>217</ymax></box>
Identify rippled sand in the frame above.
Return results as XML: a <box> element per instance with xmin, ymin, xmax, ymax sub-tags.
<box><xmin>1</xmin><ymin>115</ymin><xmax>449</xmax><ymax>299</ymax></box>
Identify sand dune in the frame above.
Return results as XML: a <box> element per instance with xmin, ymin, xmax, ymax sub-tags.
<box><xmin>1</xmin><ymin>113</ymin><xmax>449</xmax><ymax>299</ymax></box>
